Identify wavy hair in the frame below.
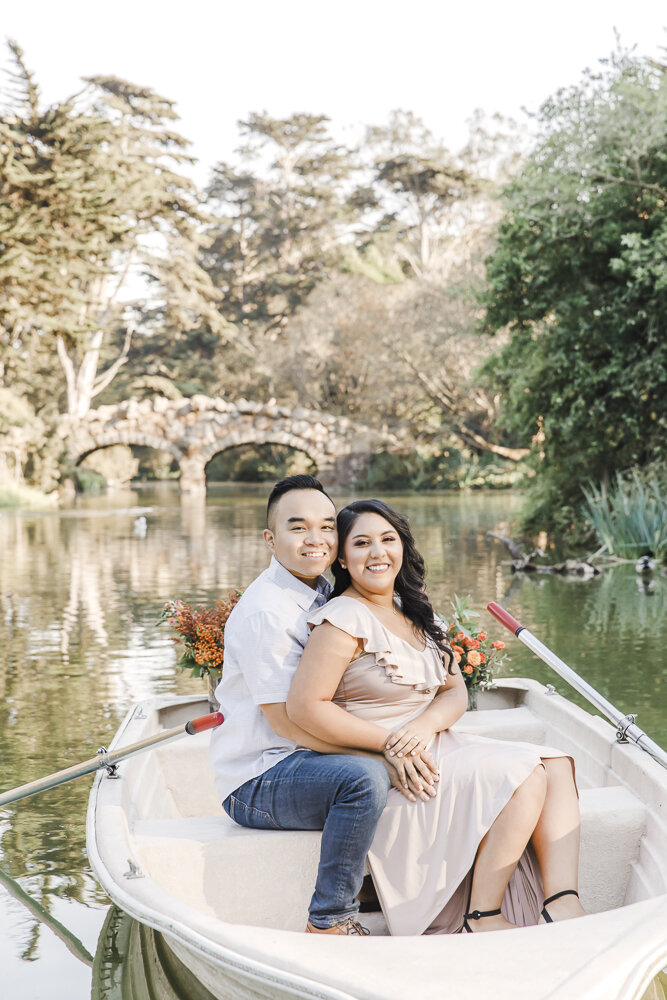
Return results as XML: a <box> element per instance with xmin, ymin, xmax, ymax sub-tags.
<box><xmin>331</xmin><ymin>499</ymin><xmax>454</xmax><ymax>672</ymax></box>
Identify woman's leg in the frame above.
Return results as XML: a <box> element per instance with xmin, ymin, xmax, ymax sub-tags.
<box><xmin>466</xmin><ymin>764</ymin><xmax>547</xmax><ymax>932</ymax></box>
<box><xmin>532</xmin><ymin>757</ymin><xmax>587</xmax><ymax>921</ymax></box>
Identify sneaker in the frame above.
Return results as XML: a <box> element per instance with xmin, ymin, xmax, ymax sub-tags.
<box><xmin>305</xmin><ymin>918</ymin><xmax>370</xmax><ymax>935</ymax></box>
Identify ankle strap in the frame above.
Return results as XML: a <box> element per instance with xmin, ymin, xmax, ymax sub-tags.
<box><xmin>465</xmin><ymin>907</ymin><xmax>502</xmax><ymax>920</ymax></box>
<box><xmin>543</xmin><ymin>890</ymin><xmax>579</xmax><ymax>906</ymax></box>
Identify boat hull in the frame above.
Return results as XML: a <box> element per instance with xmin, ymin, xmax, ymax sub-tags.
<box><xmin>87</xmin><ymin>681</ymin><xmax>667</xmax><ymax>1000</ymax></box>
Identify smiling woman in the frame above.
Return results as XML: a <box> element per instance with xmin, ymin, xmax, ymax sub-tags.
<box><xmin>288</xmin><ymin>498</ymin><xmax>585</xmax><ymax>935</ymax></box>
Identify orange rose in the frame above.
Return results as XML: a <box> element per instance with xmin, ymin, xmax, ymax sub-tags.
<box><xmin>477</xmin><ymin>631</ymin><xmax>487</xmax><ymax>641</ymax></box>
<box><xmin>467</xmin><ymin>650</ymin><xmax>482</xmax><ymax>667</ymax></box>
<box><xmin>454</xmin><ymin>631</ymin><xmax>465</xmax><ymax>642</ymax></box>
<box><xmin>452</xmin><ymin>644</ymin><xmax>464</xmax><ymax>655</ymax></box>
<box><xmin>453</xmin><ymin>650</ymin><xmax>462</xmax><ymax>663</ymax></box>
<box><xmin>463</xmin><ymin>664</ymin><xmax>473</xmax><ymax>674</ymax></box>
<box><xmin>479</xmin><ymin>652</ymin><xmax>486</xmax><ymax>663</ymax></box>
<box><xmin>491</xmin><ymin>640</ymin><xmax>505</xmax><ymax>650</ymax></box>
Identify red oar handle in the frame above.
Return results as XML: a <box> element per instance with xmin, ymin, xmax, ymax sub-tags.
<box><xmin>486</xmin><ymin>602</ymin><xmax>525</xmax><ymax>636</ymax></box>
<box><xmin>185</xmin><ymin>712</ymin><xmax>225</xmax><ymax>735</ymax></box>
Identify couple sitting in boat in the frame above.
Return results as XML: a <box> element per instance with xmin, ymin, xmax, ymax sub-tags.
<box><xmin>209</xmin><ymin>475</ymin><xmax>586</xmax><ymax>936</ymax></box>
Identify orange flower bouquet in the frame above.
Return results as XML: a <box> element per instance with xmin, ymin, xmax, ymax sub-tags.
<box><xmin>442</xmin><ymin>594</ymin><xmax>509</xmax><ymax>707</ymax></box>
<box><xmin>158</xmin><ymin>591</ymin><xmax>243</xmax><ymax>707</ymax></box>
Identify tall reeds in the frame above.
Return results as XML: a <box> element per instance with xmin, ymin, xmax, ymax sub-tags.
<box><xmin>582</xmin><ymin>471</ymin><xmax>667</xmax><ymax>559</ymax></box>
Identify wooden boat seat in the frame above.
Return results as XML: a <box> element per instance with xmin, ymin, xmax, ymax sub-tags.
<box><xmin>131</xmin><ymin>781</ymin><xmax>647</xmax><ymax>931</ymax></box>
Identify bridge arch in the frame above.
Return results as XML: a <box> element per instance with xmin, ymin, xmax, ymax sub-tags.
<box><xmin>200</xmin><ymin>432</ymin><xmax>326</xmax><ymax>473</ymax></box>
<box><xmin>76</xmin><ymin>433</ymin><xmax>184</xmax><ymax>466</ymax></box>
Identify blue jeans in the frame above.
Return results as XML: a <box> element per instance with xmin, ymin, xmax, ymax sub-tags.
<box><xmin>223</xmin><ymin>750</ymin><xmax>390</xmax><ymax>928</ymax></box>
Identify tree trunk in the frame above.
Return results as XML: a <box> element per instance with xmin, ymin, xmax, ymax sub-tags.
<box><xmin>56</xmin><ymin>327</ymin><xmax>132</xmax><ymax>420</ymax></box>
<box><xmin>57</xmin><ymin>332</ymin><xmax>102</xmax><ymax>419</ymax></box>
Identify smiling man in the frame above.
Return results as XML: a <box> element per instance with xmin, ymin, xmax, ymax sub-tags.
<box><xmin>208</xmin><ymin>475</ymin><xmax>392</xmax><ymax>935</ymax></box>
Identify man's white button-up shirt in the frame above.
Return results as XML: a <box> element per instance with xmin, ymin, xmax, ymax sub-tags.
<box><xmin>209</xmin><ymin>556</ymin><xmax>331</xmax><ymax>804</ymax></box>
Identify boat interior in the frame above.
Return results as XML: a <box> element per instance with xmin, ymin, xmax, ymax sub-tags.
<box><xmin>112</xmin><ymin>680</ymin><xmax>667</xmax><ymax>936</ymax></box>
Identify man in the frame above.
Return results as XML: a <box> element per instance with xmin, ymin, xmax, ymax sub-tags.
<box><xmin>209</xmin><ymin>475</ymin><xmax>434</xmax><ymax>935</ymax></box>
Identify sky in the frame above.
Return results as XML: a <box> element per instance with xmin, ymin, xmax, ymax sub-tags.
<box><xmin>1</xmin><ymin>0</ymin><xmax>665</xmax><ymax>186</ymax></box>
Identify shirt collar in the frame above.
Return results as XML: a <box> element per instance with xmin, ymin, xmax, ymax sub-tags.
<box><xmin>267</xmin><ymin>556</ymin><xmax>332</xmax><ymax>610</ymax></box>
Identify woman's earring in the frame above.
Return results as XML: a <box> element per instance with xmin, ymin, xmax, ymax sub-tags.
<box><xmin>339</xmin><ymin>561</ymin><xmax>346</xmax><ymax>569</ymax></box>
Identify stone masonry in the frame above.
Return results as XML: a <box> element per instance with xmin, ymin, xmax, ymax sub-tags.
<box><xmin>62</xmin><ymin>396</ymin><xmax>397</xmax><ymax>492</ymax></box>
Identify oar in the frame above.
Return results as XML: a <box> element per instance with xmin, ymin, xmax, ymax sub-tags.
<box><xmin>0</xmin><ymin>711</ymin><xmax>224</xmax><ymax>808</ymax></box>
<box><xmin>487</xmin><ymin>602</ymin><xmax>667</xmax><ymax>771</ymax></box>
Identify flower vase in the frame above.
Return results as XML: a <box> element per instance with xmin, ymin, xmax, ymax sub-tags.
<box><xmin>207</xmin><ymin>671</ymin><xmax>221</xmax><ymax>712</ymax></box>
<box><xmin>467</xmin><ymin>687</ymin><xmax>478</xmax><ymax>711</ymax></box>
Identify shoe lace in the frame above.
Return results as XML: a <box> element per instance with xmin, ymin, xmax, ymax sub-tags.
<box><xmin>345</xmin><ymin>919</ymin><xmax>370</xmax><ymax>935</ymax></box>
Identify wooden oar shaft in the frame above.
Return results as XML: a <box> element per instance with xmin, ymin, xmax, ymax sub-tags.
<box><xmin>0</xmin><ymin>711</ymin><xmax>224</xmax><ymax>808</ymax></box>
<box><xmin>487</xmin><ymin>602</ymin><xmax>667</xmax><ymax>770</ymax></box>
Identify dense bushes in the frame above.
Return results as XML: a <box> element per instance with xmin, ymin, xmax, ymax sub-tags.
<box><xmin>482</xmin><ymin>55</ymin><xmax>667</xmax><ymax>538</ymax></box>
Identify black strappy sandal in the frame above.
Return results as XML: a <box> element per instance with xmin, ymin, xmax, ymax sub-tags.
<box><xmin>462</xmin><ymin>906</ymin><xmax>502</xmax><ymax>933</ymax></box>
<box><xmin>541</xmin><ymin>889</ymin><xmax>579</xmax><ymax>923</ymax></box>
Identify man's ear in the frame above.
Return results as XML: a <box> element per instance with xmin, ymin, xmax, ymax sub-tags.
<box><xmin>263</xmin><ymin>528</ymin><xmax>275</xmax><ymax>552</ymax></box>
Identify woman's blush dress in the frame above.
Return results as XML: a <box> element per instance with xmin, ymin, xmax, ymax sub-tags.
<box><xmin>308</xmin><ymin>596</ymin><xmax>574</xmax><ymax>936</ymax></box>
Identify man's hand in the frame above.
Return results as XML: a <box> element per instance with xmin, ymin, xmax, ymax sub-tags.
<box><xmin>381</xmin><ymin>751</ymin><xmax>438</xmax><ymax>803</ymax></box>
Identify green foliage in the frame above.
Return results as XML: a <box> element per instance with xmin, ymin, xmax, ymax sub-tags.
<box><xmin>0</xmin><ymin>483</ymin><xmax>54</xmax><ymax>508</ymax></box>
<box><xmin>203</xmin><ymin>113</ymin><xmax>352</xmax><ymax>338</ymax></box>
<box><xmin>0</xmin><ymin>388</ymin><xmax>35</xmax><ymax>431</ymax></box>
<box><xmin>68</xmin><ymin>467</ymin><xmax>107</xmax><ymax>494</ymax></box>
<box><xmin>341</xmin><ymin>243</ymin><xmax>405</xmax><ymax>284</ymax></box>
<box><xmin>361</xmin><ymin>447</ymin><xmax>525</xmax><ymax>491</ymax></box>
<box><xmin>441</xmin><ymin>594</ymin><xmax>510</xmax><ymax>693</ymax></box>
<box><xmin>206</xmin><ymin>444</ymin><xmax>315</xmax><ymax>483</ymax></box>
<box><xmin>582</xmin><ymin>469</ymin><xmax>667</xmax><ymax>559</ymax></box>
<box><xmin>129</xmin><ymin>376</ymin><xmax>183</xmax><ymax>401</ymax></box>
<box><xmin>481</xmin><ymin>54</ymin><xmax>667</xmax><ymax>531</ymax></box>
<box><xmin>0</xmin><ymin>390</ymin><xmax>63</xmax><ymax>492</ymax></box>
<box><xmin>132</xmin><ymin>446</ymin><xmax>179</xmax><ymax>481</ymax></box>
<box><xmin>0</xmin><ymin>41</ymin><xmax>229</xmax><ymax>420</ymax></box>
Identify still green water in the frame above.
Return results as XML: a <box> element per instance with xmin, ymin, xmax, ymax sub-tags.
<box><xmin>0</xmin><ymin>484</ymin><xmax>665</xmax><ymax>999</ymax></box>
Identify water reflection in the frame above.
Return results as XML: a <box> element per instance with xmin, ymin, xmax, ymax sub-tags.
<box><xmin>91</xmin><ymin>906</ymin><xmax>216</xmax><ymax>1000</ymax></box>
<box><xmin>0</xmin><ymin>865</ymin><xmax>93</xmax><ymax>966</ymax></box>
<box><xmin>0</xmin><ymin>484</ymin><xmax>666</xmax><ymax>998</ymax></box>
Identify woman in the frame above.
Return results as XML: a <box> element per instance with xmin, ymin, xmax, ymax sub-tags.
<box><xmin>287</xmin><ymin>499</ymin><xmax>586</xmax><ymax>935</ymax></box>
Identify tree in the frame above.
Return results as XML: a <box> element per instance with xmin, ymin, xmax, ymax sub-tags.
<box><xmin>481</xmin><ymin>54</ymin><xmax>667</xmax><ymax>531</ymax></box>
<box><xmin>203</xmin><ymin>113</ymin><xmax>353</xmax><ymax>339</ymax></box>
<box><xmin>354</xmin><ymin>111</ymin><xmax>483</xmax><ymax>279</ymax></box>
<box><xmin>0</xmin><ymin>41</ymin><xmax>228</xmax><ymax>420</ymax></box>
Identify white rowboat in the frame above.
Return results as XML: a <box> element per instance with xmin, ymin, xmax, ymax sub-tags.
<box><xmin>86</xmin><ymin>679</ymin><xmax>667</xmax><ymax>1000</ymax></box>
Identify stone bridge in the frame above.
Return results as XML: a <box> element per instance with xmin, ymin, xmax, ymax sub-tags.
<box><xmin>62</xmin><ymin>395</ymin><xmax>396</xmax><ymax>492</ymax></box>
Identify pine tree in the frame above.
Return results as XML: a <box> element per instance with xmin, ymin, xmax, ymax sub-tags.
<box><xmin>0</xmin><ymin>41</ymin><xmax>229</xmax><ymax>420</ymax></box>
<box><xmin>203</xmin><ymin>113</ymin><xmax>353</xmax><ymax>339</ymax></box>
<box><xmin>358</xmin><ymin>111</ymin><xmax>479</xmax><ymax>279</ymax></box>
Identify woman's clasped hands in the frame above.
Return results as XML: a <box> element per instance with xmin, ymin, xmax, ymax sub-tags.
<box><xmin>383</xmin><ymin>724</ymin><xmax>439</xmax><ymax>803</ymax></box>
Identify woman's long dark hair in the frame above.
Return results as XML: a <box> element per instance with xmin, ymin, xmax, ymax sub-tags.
<box><xmin>332</xmin><ymin>499</ymin><xmax>455</xmax><ymax>673</ymax></box>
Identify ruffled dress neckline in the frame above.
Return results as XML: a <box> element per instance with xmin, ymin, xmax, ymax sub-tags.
<box><xmin>308</xmin><ymin>594</ymin><xmax>447</xmax><ymax>693</ymax></box>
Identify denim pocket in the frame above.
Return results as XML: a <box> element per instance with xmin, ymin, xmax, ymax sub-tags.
<box><xmin>225</xmin><ymin>793</ymin><xmax>281</xmax><ymax>830</ymax></box>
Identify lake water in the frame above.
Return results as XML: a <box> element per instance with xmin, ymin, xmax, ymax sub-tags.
<box><xmin>1</xmin><ymin>484</ymin><xmax>666</xmax><ymax>999</ymax></box>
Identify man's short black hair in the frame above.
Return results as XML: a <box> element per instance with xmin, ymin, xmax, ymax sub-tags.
<box><xmin>266</xmin><ymin>475</ymin><xmax>333</xmax><ymax>527</ymax></box>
